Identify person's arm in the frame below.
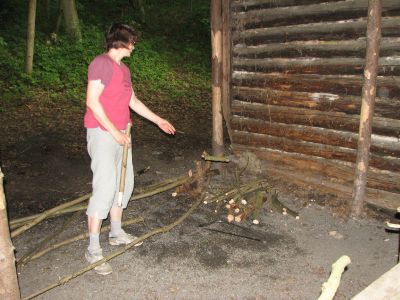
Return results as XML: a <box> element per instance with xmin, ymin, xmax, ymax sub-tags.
<box><xmin>129</xmin><ymin>89</ymin><xmax>176</xmax><ymax>135</ymax></box>
<box><xmin>86</xmin><ymin>79</ymin><xmax>131</xmax><ymax>145</ymax></box>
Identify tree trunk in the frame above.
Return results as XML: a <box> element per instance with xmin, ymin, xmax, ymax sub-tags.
<box><xmin>0</xmin><ymin>169</ymin><xmax>20</xmax><ymax>299</ymax></box>
<box><xmin>211</xmin><ymin>0</ymin><xmax>224</xmax><ymax>156</ymax></box>
<box><xmin>351</xmin><ymin>0</ymin><xmax>382</xmax><ymax>217</ymax></box>
<box><xmin>61</xmin><ymin>0</ymin><xmax>82</xmax><ymax>42</ymax></box>
<box><xmin>25</xmin><ymin>0</ymin><xmax>36</xmax><ymax>74</ymax></box>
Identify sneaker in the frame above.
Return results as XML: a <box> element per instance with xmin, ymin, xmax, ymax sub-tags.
<box><xmin>109</xmin><ymin>231</ymin><xmax>143</xmax><ymax>246</ymax></box>
<box><xmin>85</xmin><ymin>249</ymin><xmax>113</xmax><ymax>276</ymax></box>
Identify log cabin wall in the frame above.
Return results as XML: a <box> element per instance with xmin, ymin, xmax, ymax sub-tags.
<box><xmin>229</xmin><ymin>0</ymin><xmax>400</xmax><ymax>211</ymax></box>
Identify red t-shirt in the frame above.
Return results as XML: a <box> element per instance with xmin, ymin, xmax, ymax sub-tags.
<box><xmin>84</xmin><ymin>54</ymin><xmax>132</xmax><ymax>130</ymax></box>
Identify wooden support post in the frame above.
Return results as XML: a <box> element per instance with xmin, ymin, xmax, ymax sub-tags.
<box><xmin>0</xmin><ymin>169</ymin><xmax>21</xmax><ymax>300</ymax></box>
<box><xmin>222</xmin><ymin>0</ymin><xmax>232</xmax><ymax>142</ymax></box>
<box><xmin>351</xmin><ymin>0</ymin><xmax>382</xmax><ymax>217</ymax></box>
<box><xmin>211</xmin><ymin>0</ymin><xmax>224</xmax><ymax>157</ymax></box>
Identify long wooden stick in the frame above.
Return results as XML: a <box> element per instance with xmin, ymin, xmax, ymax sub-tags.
<box><xmin>10</xmin><ymin>205</ymin><xmax>87</xmax><ymax>230</ymax></box>
<box><xmin>11</xmin><ymin>194</ymin><xmax>90</xmax><ymax>238</ymax></box>
<box><xmin>27</xmin><ymin>217</ymin><xmax>144</xmax><ymax>263</ymax></box>
<box><xmin>351</xmin><ymin>0</ymin><xmax>382</xmax><ymax>217</ymax></box>
<box><xmin>118</xmin><ymin>123</ymin><xmax>132</xmax><ymax>207</ymax></box>
<box><xmin>17</xmin><ymin>210</ymin><xmax>82</xmax><ymax>265</ymax></box>
<box><xmin>23</xmin><ymin>197</ymin><xmax>203</xmax><ymax>300</ymax></box>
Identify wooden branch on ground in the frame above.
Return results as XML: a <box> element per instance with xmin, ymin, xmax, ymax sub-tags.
<box><xmin>17</xmin><ymin>210</ymin><xmax>82</xmax><ymax>265</ymax></box>
<box><xmin>10</xmin><ymin>175</ymin><xmax>189</xmax><ymax>233</ymax></box>
<box><xmin>10</xmin><ymin>204</ymin><xmax>87</xmax><ymax>230</ymax></box>
<box><xmin>207</xmin><ymin>179</ymin><xmax>270</xmax><ymax>204</ymax></box>
<box><xmin>201</xmin><ymin>153</ymin><xmax>230</xmax><ymax>163</ymax></box>
<box><xmin>23</xmin><ymin>197</ymin><xmax>203</xmax><ymax>300</ymax></box>
<box><xmin>269</xmin><ymin>190</ymin><xmax>299</xmax><ymax>218</ymax></box>
<box><xmin>27</xmin><ymin>217</ymin><xmax>144</xmax><ymax>263</ymax></box>
<box><xmin>11</xmin><ymin>194</ymin><xmax>90</xmax><ymax>238</ymax></box>
<box><xmin>318</xmin><ymin>255</ymin><xmax>351</xmax><ymax>300</ymax></box>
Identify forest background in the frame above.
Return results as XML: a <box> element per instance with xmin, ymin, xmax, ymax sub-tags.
<box><xmin>0</xmin><ymin>0</ymin><xmax>211</xmax><ymax>115</ymax></box>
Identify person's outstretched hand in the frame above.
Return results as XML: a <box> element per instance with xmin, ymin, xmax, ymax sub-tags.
<box><xmin>157</xmin><ymin>118</ymin><xmax>176</xmax><ymax>135</ymax></box>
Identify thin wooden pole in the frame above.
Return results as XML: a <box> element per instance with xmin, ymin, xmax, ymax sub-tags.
<box><xmin>25</xmin><ymin>0</ymin><xmax>37</xmax><ymax>74</ymax></box>
<box><xmin>222</xmin><ymin>0</ymin><xmax>232</xmax><ymax>142</ymax></box>
<box><xmin>351</xmin><ymin>0</ymin><xmax>382</xmax><ymax>217</ymax></box>
<box><xmin>0</xmin><ymin>169</ymin><xmax>21</xmax><ymax>300</ymax></box>
<box><xmin>211</xmin><ymin>0</ymin><xmax>224</xmax><ymax>157</ymax></box>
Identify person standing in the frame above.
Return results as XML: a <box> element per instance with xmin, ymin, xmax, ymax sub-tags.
<box><xmin>84</xmin><ymin>23</ymin><xmax>175</xmax><ymax>275</ymax></box>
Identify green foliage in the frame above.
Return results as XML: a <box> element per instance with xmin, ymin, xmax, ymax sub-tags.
<box><xmin>0</xmin><ymin>0</ymin><xmax>211</xmax><ymax>109</ymax></box>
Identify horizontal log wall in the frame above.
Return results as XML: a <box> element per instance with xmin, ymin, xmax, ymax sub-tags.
<box><xmin>230</xmin><ymin>0</ymin><xmax>400</xmax><ymax>211</ymax></box>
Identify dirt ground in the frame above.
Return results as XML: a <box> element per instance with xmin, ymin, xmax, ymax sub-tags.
<box><xmin>1</xmin><ymin>100</ymin><xmax>399</xmax><ymax>299</ymax></box>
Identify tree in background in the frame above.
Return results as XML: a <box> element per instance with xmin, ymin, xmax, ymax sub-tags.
<box><xmin>61</xmin><ymin>0</ymin><xmax>81</xmax><ymax>42</ymax></box>
<box><xmin>25</xmin><ymin>0</ymin><xmax>36</xmax><ymax>74</ymax></box>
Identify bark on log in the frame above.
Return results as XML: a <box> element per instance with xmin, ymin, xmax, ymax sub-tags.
<box><xmin>231</xmin><ymin>116</ymin><xmax>400</xmax><ymax>157</ymax></box>
<box><xmin>232</xmin><ymin>16</ymin><xmax>399</xmax><ymax>45</ymax></box>
<box><xmin>351</xmin><ymin>0</ymin><xmax>382</xmax><ymax>217</ymax></box>
<box><xmin>0</xmin><ymin>169</ymin><xmax>20</xmax><ymax>300</ymax></box>
<box><xmin>232</xmin><ymin>130</ymin><xmax>400</xmax><ymax>171</ymax></box>
<box><xmin>232</xmin><ymin>86</ymin><xmax>400</xmax><ymax>119</ymax></box>
<box><xmin>233</xmin><ymin>37</ymin><xmax>400</xmax><ymax>59</ymax></box>
<box><xmin>231</xmin><ymin>101</ymin><xmax>400</xmax><ymax>137</ymax></box>
<box><xmin>232</xmin><ymin>0</ymin><xmax>400</xmax><ymax>29</ymax></box>
<box><xmin>233</xmin><ymin>145</ymin><xmax>400</xmax><ymax>193</ymax></box>
<box><xmin>211</xmin><ymin>0</ymin><xmax>225</xmax><ymax>156</ymax></box>
<box><xmin>233</xmin><ymin>56</ymin><xmax>400</xmax><ymax>76</ymax></box>
<box><xmin>233</xmin><ymin>147</ymin><xmax>400</xmax><ymax>211</ymax></box>
<box><xmin>232</xmin><ymin>71</ymin><xmax>400</xmax><ymax>98</ymax></box>
<box><xmin>232</xmin><ymin>0</ymin><xmax>344</xmax><ymax>12</ymax></box>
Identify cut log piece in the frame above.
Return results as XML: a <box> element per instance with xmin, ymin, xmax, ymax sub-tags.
<box><xmin>232</xmin><ymin>0</ymin><xmax>400</xmax><ymax>29</ymax></box>
<box><xmin>232</xmin><ymin>56</ymin><xmax>400</xmax><ymax>76</ymax></box>
<box><xmin>232</xmin><ymin>130</ymin><xmax>400</xmax><ymax>171</ymax></box>
<box><xmin>231</xmin><ymin>116</ymin><xmax>400</xmax><ymax>157</ymax></box>
<box><xmin>232</xmin><ymin>71</ymin><xmax>400</xmax><ymax>98</ymax></box>
<box><xmin>232</xmin><ymin>86</ymin><xmax>400</xmax><ymax>119</ymax></box>
<box><xmin>234</xmin><ymin>146</ymin><xmax>400</xmax><ymax>212</ymax></box>
<box><xmin>233</xmin><ymin>145</ymin><xmax>400</xmax><ymax>194</ymax></box>
<box><xmin>231</xmin><ymin>100</ymin><xmax>400</xmax><ymax>137</ymax></box>
<box><xmin>232</xmin><ymin>0</ymin><xmax>346</xmax><ymax>12</ymax></box>
<box><xmin>232</xmin><ymin>38</ymin><xmax>400</xmax><ymax>59</ymax></box>
<box><xmin>232</xmin><ymin>16</ymin><xmax>400</xmax><ymax>45</ymax></box>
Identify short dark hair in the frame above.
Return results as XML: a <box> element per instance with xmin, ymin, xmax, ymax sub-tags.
<box><xmin>105</xmin><ymin>23</ymin><xmax>138</xmax><ymax>51</ymax></box>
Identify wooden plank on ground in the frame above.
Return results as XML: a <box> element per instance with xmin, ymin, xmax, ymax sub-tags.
<box><xmin>351</xmin><ymin>263</ymin><xmax>400</xmax><ymax>300</ymax></box>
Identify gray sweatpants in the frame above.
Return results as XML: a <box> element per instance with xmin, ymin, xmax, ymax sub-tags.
<box><xmin>86</xmin><ymin>128</ymin><xmax>134</xmax><ymax>219</ymax></box>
